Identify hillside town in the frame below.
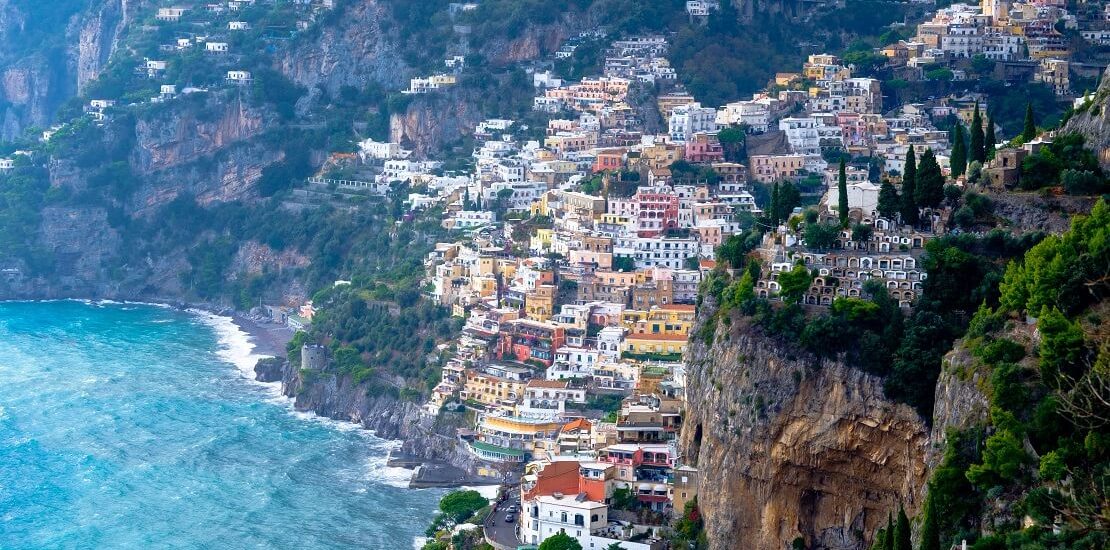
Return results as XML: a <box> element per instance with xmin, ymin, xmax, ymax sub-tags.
<box><xmin>0</xmin><ymin>1</ymin><xmax>1106</xmax><ymax>550</ymax></box>
<box><xmin>233</xmin><ymin>2</ymin><xmax>1106</xmax><ymax>550</ymax></box>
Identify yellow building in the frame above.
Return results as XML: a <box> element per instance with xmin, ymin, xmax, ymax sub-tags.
<box><xmin>624</xmin><ymin>333</ymin><xmax>689</xmax><ymax>357</ymax></box>
<box><xmin>473</xmin><ymin>414</ymin><xmax>564</xmax><ymax>461</ymax></box>
<box><xmin>462</xmin><ymin>368</ymin><xmax>529</xmax><ymax>408</ymax></box>
<box><xmin>621</xmin><ymin>304</ymin><xmax>696</xmax><ymax>337</ymax></box>
<box><xmin>526</xmin><ymin>284</ymin><xmax>556</xmax><ymax>322</ymax></box>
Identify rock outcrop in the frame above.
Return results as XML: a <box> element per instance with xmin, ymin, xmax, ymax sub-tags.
<box><xmin>1063</xmin><ymin>65</ymin><xmax>1110</xmax><ymax>168</ymax></box>
<box><xmin>679</xmin><ymin>309</ymin><xmax>930</xmax><ymax>550</ymax></box>
<box><xmin>256</xmin><ymin>357</ymin><xmax>484</xmax><ymax>474</ymax></box>
<box><xmin>280</xmin><ymin>0</ymin><xmax>409</xmax><ymax>96</ymax></box>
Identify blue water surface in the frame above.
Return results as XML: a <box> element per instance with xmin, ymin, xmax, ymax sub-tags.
<box><xmin>0</xmin><ymin>301</ymin><xmax>441</xmax><ymax>549</ymax></box>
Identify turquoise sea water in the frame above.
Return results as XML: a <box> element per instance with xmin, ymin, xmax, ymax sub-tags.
<box><xmin>0</xmin><ymin>300</ymin><xmax>443</xmax><ymax>549</ymax></box>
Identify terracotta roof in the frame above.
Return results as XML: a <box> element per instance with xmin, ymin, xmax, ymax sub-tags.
<box><xmin>523</xmin><ymin>461</ymin><xmax>581</xmax><ymax>500</ymax></box>
<box><xmin>562</xmin><ymin>418</ymin><xmax>592</xmax><ymax>433</ymax></box>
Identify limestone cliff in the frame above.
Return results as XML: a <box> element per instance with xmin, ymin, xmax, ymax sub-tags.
<box><xmin>280</xmin><ymin>0</ymin><xmax>409</xmax><ymax>97</ymax></box>
<box><xmin>0</xmin><ymin>0</ymin><xmax>130</xmax><ymax>139</ymax></box>
<box><xmin>679</xmin><ymin>308</ymin><xmax>930</xmax><ymax>550</ymax></box>
<box><xmin>1063</xmin><ymin>65</ymin><xmax>1110</xmax><ymax>168</ymax></box>
<box><xmin>390</xmin><ymin>90</ymin><xmax>487</xmax><ymax>158</ymax></box>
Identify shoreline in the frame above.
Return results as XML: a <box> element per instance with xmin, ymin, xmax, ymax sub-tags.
<box><xmin>227</xmin><ymin>311</ymin><xmax>296</xmax><ymax>358</ymax></box>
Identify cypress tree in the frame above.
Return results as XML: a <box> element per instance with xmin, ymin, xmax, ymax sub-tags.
<box><xmin>918</xmin><ymin>491</ymin><xmax>940</xmax><ymax>550</ymax></box>
<box><xmin>900</xmin><ymin>146</ymin><xmax>919</xmax><ymax>225</ymax></box>
<box><xmin>969</xmin><ymin>102</ymin><xmax>985</xmax><ymax>163</ymax></box>
<box><xmin>838</xmin><ymin>159</ymin><xmax>849</xmax><ymax>227</ymax></box>
<box><xmin>894</xmin><ymin>505</ymin><xmax>912</xmax><ymax>550</ymax></box>
<box><xmin>915</xmin><ymin>148</ymin><xmax>944</xmax><ymax>208</ymax></box>
<box><xmin>770</xmin><ymin>182</ymin><xmax>781</xmax><ymax>225</ymax></box>
<box><xmin>870</xmin><ymin>528</ymin><xmax>887</xmax><ymax>550</ymax></box>
<box><xmin>1022</xmin><ymin>103</ymin><xmax>1036</xmax><ymax>142</ymax></box>
<box><xmin>985</xmin><ymin>115</ymin><xmax>996</xmax><ymax>160</ymax></box>
<box><xmin>883</xmin><ymin>512</ymin><xmax>895</xmax><ymax>550</ymax></box>
<box><xmin>950</xmin><ymin>124</ymin><xmax>967</xmax><ymax>178</ymax></box>
<box><xmin>877</xmin><ymin>181</ymin><xmax>900</xmax><ymax>220</ymax></box>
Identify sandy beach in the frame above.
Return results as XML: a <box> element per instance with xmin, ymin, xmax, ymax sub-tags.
<box><xmin>230</xmin><ymin>312</ymin><xmax>296</xmax><ymax>358</ymax></box>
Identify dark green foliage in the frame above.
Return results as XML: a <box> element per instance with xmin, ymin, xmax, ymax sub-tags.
<box><xmin>251</xmin><ymin>69</ymin><xmax>306</xmax><ymax>120</ymax></box>
<box><xmin>804</xmin><ymin>222</ymin><xmax>841</xmax><ymax>251</ymax></box>
<box><xmin>1022</xmin><ymin>103</ymin><xmax>1037</xmax><ymax>142</ymax></box>
<box><xmin>894</xmin><ymin>506</ymin><xmax>911</xmax><ymax>550</ymax></box>
<box><xmin>950</xmin><ymin>124</ymin><xmax>967</xmax><ymax>178</ymax></box>
<box><xmin>777</xmin><ymin>263</ymin><xmax>812</xmax><ymax>304</ymax></box>
<box><xmin>900</xmin><ymin>146</ymin><xmax>918</xmax><ymax>225</ymax></box>
<box><xmin>999</xmin><ymin>200</ymin><xmax>1109</xmax><ymax>317</ymax></box>
<box><xmin>918</xmin><ymin>490</ymin><xmax>940</xmax><ymax>550</ymax></box>
<box><xmin>969</xmin><ymin>103</ymin><xmax>985</xmax><ymax>163</ymax></box>
<box><xmin>438</xmin><ymin>490</ymin><xmax>487</xmax><ymax>524</ymax></box>
<box><xmin>716</xmin><ymin>229</ymin><xmax>763</xmax><ymax>270</ymax></box>
<box><xmin>538</xmin><ymin>532</ymin><xmax>583</xmax><ymax>550</ymax></box>
<box><xmin>877</xmin><ymin>181</ymin><xmax>900</xmax><ymax>220</ymax></box>
<box><xmin>1017</xmin><ymin>133</ymin><xmax>1107</xmax><ymax>193</ymax></box>
<box><xmin>884</xmin><ymin>513</ymin><xmax>895</xmax><ymax>550</ymax></box>
<box><xmin>776</xmin><ymin>182</ymin><xmax>801</xmax><ymax>223</ymax></box>
<box><xmin>308</xmin><ymin>284</ymin><xmax>457</xmax><ymax>389</ymax></box>
<box><xmin>717</xmin><ymin>126</ymin><xmax>747</xmax><ymax>162</ymax></box>
<box><xmin>914</xmin><ymin>149</ymin><xmax>944</xmax><ymax>208</ymax></box>
<box><xmin>984</xmin><ymin>116</ymin><xmax>996</xmax><ymax>160</ymax></box>
<box><xmin>672</xmin><ymin>499</ymin><xmax>705</xmax><ymax>548</ymax></box>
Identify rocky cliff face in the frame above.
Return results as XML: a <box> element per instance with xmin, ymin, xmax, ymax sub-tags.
<box><xmin>128</xmin><ymin>94</ymin><xmax>276</xmax><ymax>213</ymax></box>
<box><xmin>0</xmin><ymin>0</ymin><xmax>129</xmax><ymax>140</ymax></box>
<box><xmin>679</xmin><ymin>309</ymin><xmax>930</xmax><ymax>550</ymax></box>
<box><xmin>280</xmin><ymin>0</ymin><xmax>410</xmax><ymax>97</ymax></box>
<box><xmin>1063</xmin><ymin>66</ymin><xmax>1110</xmax><ymax>168</ymax></box>
<box><xmin>390</xmin><ymin>90</ymin><xmax>487</xmax><ymax>158</ymax></box>
<box><xmin>256</xmin><ymin>357</ymin><xmax>482</xmax><ymax>472</ymax></box>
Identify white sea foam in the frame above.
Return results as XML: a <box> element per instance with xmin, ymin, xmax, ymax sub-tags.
<box><xmin>364</xmin><ymin>440</ymin><xmax>416</xmax><ymax>488</ymax></box>
<box><xmin>188</xmin><ymin>309</ymin><xmax>271</xmax><ymax>379</ymax></box>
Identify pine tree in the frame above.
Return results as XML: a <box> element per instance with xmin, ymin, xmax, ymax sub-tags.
<box><xmin>1022</xmin><ymin>103</ymin><xmax>1037</xmax><ymax>142</ymax></box>
<box><xmin>900</xmin><ymin>146</ymin><xmax>919</xmax><ymax>225</ymax></box>
<box><xmin>883</xmin><ymin>512</ymin><xmax>895</xmax><ymax>550</ymax></box>
<box><xmin>877</xmin><ymin>181</ymin><xmax>900</xmax><ymax>220</ymax></box>
<box><xmin>950</xmin><ymin>124</ymin><xmax>967</xmax><ymax>178</ymax></box>
<box><xmin>969</xmin><ymin>102</ymin><xmax>985</xmax><ymax>163</ymax></box>
<box><xmin>985</xmin><ymin>115</ymin><xmax>996</xmax><ymax>161</ymax></box>
<box><xmin>894</xmin><ymin>505</ymin><xmax>912</xmax><ymax>550</ymax></box>
<box><xmin>838</xmin><ymin>159</ymin><xmax>849</xmax><ymax>227</ymax></box>
<box><xmin>914</xmin><ymin>148</ymin><xmax>945</xmax><ymax>208</ymax></box>
<box><xmin>770</xmin><ymin>182</ymin><xmax>781</xmax><ymax>225</ymax></box>
<box><xmin>918</xmin><ymin>491</ymin><xmax>940</xmax><ymax>550</ymax></box>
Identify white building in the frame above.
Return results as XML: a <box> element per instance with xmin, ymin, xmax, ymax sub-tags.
<box><xmin>205</xmin><ymin>42</ymin><xmax>229</xmax><ymax>53</ymax></box>
<box><xmin>228</xmin><ymin>21</ymin><xmax>251</xmax><ymax>31</ymax></box>
<box><xmin>716</xmin><ymin>100</ymin><xmax>769</xmax><ymax>133</ymax></box>
<box><xmin>522</xmin><ymin>495</ymin><xmax>608</xmax><ymax>548</ymax></box>
<box><xmin>443</xmin><ymin>210</ymin><xmax>495</xmax><ymax>230</ymax></box>
<box><xmin>156</xmin><ymin>7</ymin><xmax>187</xmax><ymax>21</ymax></box>
<box><xmin>828</xmin><ymin>181</ymin><xmax>881</xmax><ymax>217</ymax></box>
<box><xmin>226</xmin><ymin>70</ymin><xmax>252</xmax><ymax>83</ymax></box>
<box><xmin>629</xmin><ymin>236</ymin><xmax>699</xmax><ymax>270</ymax></box>
<box><xmin>668</xmin><ymin>102</ymin><xmax>717</xmax><ymax>143</ymax></box>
